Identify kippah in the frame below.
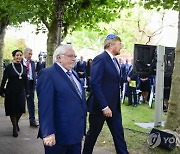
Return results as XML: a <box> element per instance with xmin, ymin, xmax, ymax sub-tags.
<box><xmin>105</xmin><ymin>34</ymin><xmax>117</xmax><ymax>40</ymax></box>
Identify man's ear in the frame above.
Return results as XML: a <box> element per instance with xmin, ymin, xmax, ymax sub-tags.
<box><xmin>57</xmin><ymin>55</ymin><xmax>61</xmax><ymax>59</ymax></box>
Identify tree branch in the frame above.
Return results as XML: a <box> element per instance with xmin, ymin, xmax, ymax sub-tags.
<box><xmin>41</xmin><ymin>16</ymin><xmax>50</xmax><ymax>30</ymax></box>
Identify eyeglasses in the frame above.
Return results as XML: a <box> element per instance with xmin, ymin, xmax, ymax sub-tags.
<box><xmin>62</xmin><ymin>54</ymin><xmax>77</xmax><ymax>58</ymax></box>
<box><xmin>105</xmin><ymin>34</ymin><xmax>118</xmax><ymax>40</ymax></box>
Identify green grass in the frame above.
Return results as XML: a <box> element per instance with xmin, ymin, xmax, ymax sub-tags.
<box><xmin>93</xmin><ymin>100</ymin><xmax>180</xmax><ymax>154</ymax></box>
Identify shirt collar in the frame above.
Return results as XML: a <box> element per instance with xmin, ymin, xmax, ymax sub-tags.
<box><xmin>23</xmin><ymin>58</ymin><xmax>29</xmax><ymax>62</ymax></box>
<box><xmin>105</xmin><ymin>50</ymin><xmax>115</xmax><ymax>60</ymax></box>
<box><xmin>56</xmin><ymin>62</ymin><xmax>71</xmax><ymax>74</ymax></box>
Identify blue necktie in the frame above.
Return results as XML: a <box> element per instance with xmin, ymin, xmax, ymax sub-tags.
<box><xmin>113</xmin><ymin>58</ymin><xmax>120</xmax><ymax>76</ymax></box>
<box><xmin>66</xmin><ymin>71</ymin><xmax>82</xmax><ymax>99</ymax></box>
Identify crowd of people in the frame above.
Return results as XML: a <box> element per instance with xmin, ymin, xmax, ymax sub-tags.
<box><xmin>0</xmin><ymin>34</ymin><xmax>172</xmax><ymax>154</ymax></box>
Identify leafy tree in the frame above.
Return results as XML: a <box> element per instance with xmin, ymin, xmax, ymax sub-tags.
<box><xmin>142</xmin><ymin>0</ymin><xmax>180</xmax><ymax>133</ymax></box>
<box><xmin>0</xmin><ymin>0</ymin><xmax>32</xmax><ymax>80</ymax></box>
<box><xmin>64</xmin><ymin>7</ymin><xmax>167</xmax><ymax>57</ymax></box>
<box><xmin>28</xmin><ymin>0</ymin><xmax>133</xmax><ymax>65</ymax></box>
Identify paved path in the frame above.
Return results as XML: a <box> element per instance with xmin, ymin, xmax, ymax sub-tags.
<box><xmin>0</xmin><ymin>107</ymin><xmax>114</xmax><ymax>154</ymax></box>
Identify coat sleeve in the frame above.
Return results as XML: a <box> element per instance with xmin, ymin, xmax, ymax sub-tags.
<box><xmin>37</xmin><ymin>69</ymin><xmax>55</xmax><ymax>138</ymax></box>
<box><xmin>0</xmin><ymin>67</ymin><xmax>8</xmax><ymax>96</ymax></box>
<box><xmin>90</xmin><ymin>57</ymin><xmax>108</xmax><ymax>109</ymax></box>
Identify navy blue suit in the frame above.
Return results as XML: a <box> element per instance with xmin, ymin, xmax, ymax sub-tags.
<box><xmin>36</xmin><ymin>61</ymin><xmax>46</xmax><ymax>75</ymax></box>
<box><xmin>83</xmin><ymin>51</ymin><xmax>128</xmax><ymax>154</ymax></box>
<box><xmin>37</xmin><ymin>63</ymin><xmax>87</xmax><ymax>153</ymax></box>
<box><xmin>23</xmin><ymin>60</ymin><xmax>36</xmax><ymax>124</ymax></box>
<box><xmin>127</xmin><ymin>67</ymin><xmax>139</xmax><ymax>106</ymax></box>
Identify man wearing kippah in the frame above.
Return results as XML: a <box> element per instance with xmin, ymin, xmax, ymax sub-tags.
<box><xmin>83</xmin><ymin>34</ymin><xmax>129</xmax><ymax>154</ymax></box>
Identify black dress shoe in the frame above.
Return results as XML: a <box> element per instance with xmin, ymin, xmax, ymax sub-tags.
<box><xmin>13</xmin><ymin>128</ymin><xmax>18</xmax><ymax>137</ymax></box>
<box><xmin>30</xmin><ymin>122</ymin><xmax>39</xmax><ymax>128</ymax></box>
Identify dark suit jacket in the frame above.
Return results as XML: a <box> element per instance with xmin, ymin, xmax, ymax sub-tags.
<box><xmin>120</xmin><ymin>63</ymin><xmax>126</xmax><ymax>83</ymax></box>
<box><xmin>76</xmin><ymin>61</ymin><xmax>87</xmax><ymax>78</ymax></box>
<box><xmin>127</xmin><ymin>67</ymin><xmax>139</xmax><ymax>82</ymax></box>
<box><xmin>22</xmin><ymin>60</ymin><xmax>36</xmax><ymax>90</ymax></box>
<box><xmin>36</xmin><ymin>61</ymin><xmax>46</xmax><ymax>75</ymax></box>
<box><xmin>87</xmin><ymin>51</ymin><xmax>121</xmax><ymax>116</ymax></box>
<box><xmin>37</xmin><ymin>63</ymin><xmax>87</xmax><ymax>145</ymax></box>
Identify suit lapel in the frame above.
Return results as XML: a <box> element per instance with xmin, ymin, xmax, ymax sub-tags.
<box><xmin>54</xmin><ymin>63</ymin><xmax>83</xmax><ymax>100</ymax></box>
<box><xmin>104</xmin><ymin>52</ymin><xmax>120</xmax><ymax>77</ymax></box>
<box><xmin>72</xmin><ymin>70</ymin><xmax>86</xmax><ymax>100</ymax></box>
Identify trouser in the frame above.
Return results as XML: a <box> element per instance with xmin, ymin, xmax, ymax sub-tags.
<box><xmin>83</xmin><ymin>114</ymin><xmax>129</xmax><ymax>154</ymax></box>
<box><xmin>27</xmin><ymin>80</ymin><xmax>35</xmax><ymax>123</ymax></box>
<box><xmin>44</xmin><ymin>142</ymin><xmax>81</xmax><ymax>154</ymax></box>
<box><xmin>128</xmin><ymin>87</ymin><xmax>137</xmax><ymax>105</ymax></box>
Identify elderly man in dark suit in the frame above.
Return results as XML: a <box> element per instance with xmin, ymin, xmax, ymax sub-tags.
<box><xmin>83</xmin><ymin>34</ymin><xmax>128</xmax><ymax>154</ymax></box>
<box><xmin>37</xmin><ymin>44</ymin><xmax>87</xmax><ymax>154</ymax></box>
<box><xmin>23</xmin><ymin>48</ymin><xmax>38</xmax><ymax>127</ymax></box>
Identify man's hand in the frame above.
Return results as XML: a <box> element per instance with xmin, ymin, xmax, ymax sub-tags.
<box><xmin>102</xmin><ymin>107</ymin><xmax>112</xmax><ymax>117</ymax></box>
<box><xmin>127</xmin><ymin>77</ymin><xmax>131</xmax><ymax>82</ymax></box>
<box><xmin>43</xmin><ymin>134</ymin><xmax>56</xmax><ymax>147</ymax></box>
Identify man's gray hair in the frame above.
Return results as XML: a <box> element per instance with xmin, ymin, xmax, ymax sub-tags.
<box><xmin>53</xmin><ymin>44</ymin><xmax>73</xmax><ymax>63</ymax></box>
<box><xmin>24</xmin><ymin>48</ymin><xmax>32</xmax><ymax>54</ymax></box>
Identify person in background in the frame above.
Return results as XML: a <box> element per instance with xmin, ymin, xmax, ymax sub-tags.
<box><xmin>139</xmin><ymin>75</ymin><xmax>151</xmax><ymax>103</ymax></box>
<box><xmin>119</xmin><ymin>58</ymin><xmax>126</xmax><ymax>97</ymax></box>
<box><xmin>76</xmin><ymin>56</ymin><xmax>87</xmax><ymax>80</ymax></box>
<box><xmin>86</xmin><ymin>58</ymin><xmax>93</xmax><ymax>93</ymax></box>
<box><xmin>126</xmin><ymin>61</ymin><xmax>139</xmax><ymax>107</ymax></box>
<box><xmin>23</xmin><ymin>48</ymin><xmax>38</xmax><ymax>127</ymax></box>
<box><xmin>83</xmin><ymin>34</ymin><xmax>128</xmax><ymax>154</ymax></box>
<box><xmin>125</xmin><ymin>59</ymin><xmax>131</xmax><ymax>76</ymax></box>
<box><xmin>163</xmin><ymin>75</ymin><xmax>172</xmax><ymax>112</ymax></box>
<box><xmin>37</xmin><ymin>44</ymin><xmax>87</xmax><ymax>154</ymax></box>
<box><xmin>36</xmin><ymin>56</ymin><xmax>46</xmax><ymax>76</ymax></box>
<box><xmin>0</xmin><ymin>50</ymin><xmax>29</xmax><ymax>137</ymax></box>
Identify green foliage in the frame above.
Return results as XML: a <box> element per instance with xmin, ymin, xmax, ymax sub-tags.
<box><xmin>64</xmin><ymin>7</ymin><xmax>154</xmax><ymax>54</ymax></box>
<box><xmin>0</xmin><ymin>0</ymin><xmax>34</xmax><ymax>26</ymax></box>
<box><xmin>25</xmin><ymin>0</ymin><xmax>135</xmax><ymax>38</ymax></box>
<box><xmin>140</xmin><ymin>0</ymin><xmax>179</xmax><ymax>11</ymax></box>
<box><xmin>3</xmin><ymin>36</ymin><xmax>27</xmax><ymax>59</ymax></box>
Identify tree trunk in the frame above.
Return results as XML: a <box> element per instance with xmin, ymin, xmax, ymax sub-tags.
<box><xmin>46</xmin><ymin>20</ymin><xmax>58</xmax><ymax>66</ymax></box>
<box><xmin>0</xmin><ymin>18</ymin><xmax>8</xmax><ymax>81</ymax></box>
<box><xmin>164</xmin><ymin>7</ymin><xmax>180</xmax><ymax>133</ymax></box>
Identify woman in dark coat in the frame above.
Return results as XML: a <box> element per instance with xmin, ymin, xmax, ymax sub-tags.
<box><xmin>139</xmin><ymin>75</ymin><xmax>151</xmax><ymax>103</ymax></box>
<box><xmin>0</xmin><ymin>50</ymin><xmax>28</xmax><ymax>137</ymax></box>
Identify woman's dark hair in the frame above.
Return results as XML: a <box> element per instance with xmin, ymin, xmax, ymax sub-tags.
<box><xmin>87</xmin><ymin>59</ymin><xmax>93</xmax><ymax>65</ymax></box>
<box><xmin>12</xmin><ymin>50</ymin><xmax>23</xmax><ymax>57</ymax></box>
